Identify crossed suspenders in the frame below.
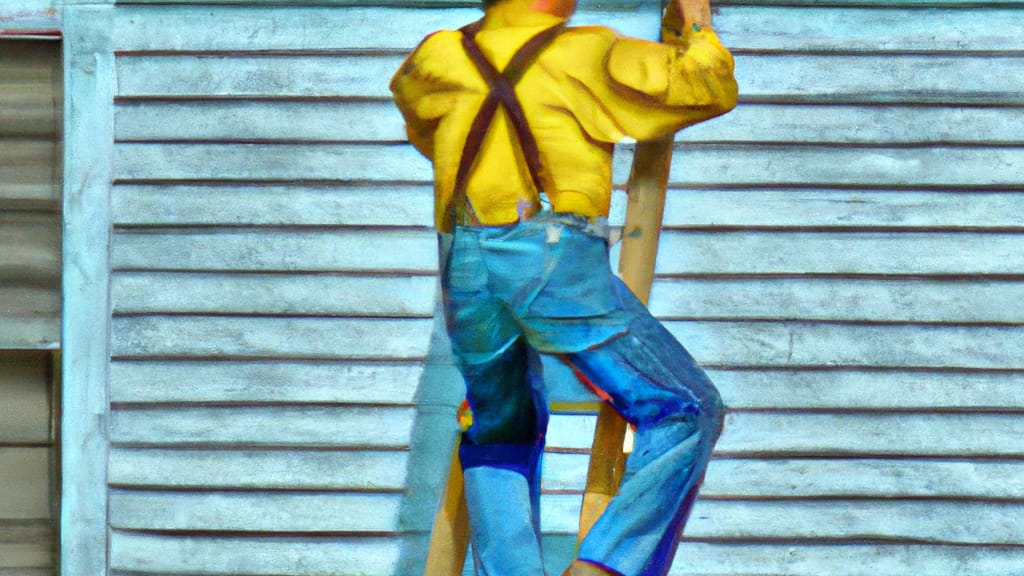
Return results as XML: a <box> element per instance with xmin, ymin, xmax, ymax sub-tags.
<box><xmin>444</xmin><ymin>20</ymin><xmax>566</xmax><ymax>231</ymax></box>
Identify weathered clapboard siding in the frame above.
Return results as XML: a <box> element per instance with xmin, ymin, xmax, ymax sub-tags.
<box><xmin>116</xmin><ymin>100</ymin><xmax>1024</xmax><ymax>146</ymax></box>
<box><xmin>108</xmin><ymin>360</ymin><xmax>426</xmax><ymax>403</ymax></box>
<box><xmin>112</xmin><ymin>140</ymin><xmax>1024</xmax><ymax>189</ymax></box>
<box><xmin>99</xmin><ymin>1</ymin><xmax>1024</xmax><ymax>575</ymax></box>
<box><xmin>544</xmin><ymin>456</ymin><xmax>1024</xmax><ymax>499</ymax></box>
<box><xmin>110</xmin><ymin>184</ymin><xmax>1024</xmax><ymax>230</ymax></box>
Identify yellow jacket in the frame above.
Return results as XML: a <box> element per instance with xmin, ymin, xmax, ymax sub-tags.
<box><xmin>390</xmin><ymin>10</ymin><xmax>738</xmax><ymax>231</ymax></box>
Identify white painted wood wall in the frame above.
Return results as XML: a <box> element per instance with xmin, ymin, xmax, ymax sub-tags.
<box><xmin>5</xmin><ymin>0</ymin><xmax>1024</xmax><ymax>574</ymax></box>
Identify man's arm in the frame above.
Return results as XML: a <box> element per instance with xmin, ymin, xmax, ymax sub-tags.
<box><xmin>563</xmin><ymin>2</ymin><xmax>736</xmax><ymax>143</ymax></box>
<box><xmin>390</xmin><ymin>31</ymin><xmax>467</xmax><ymax>159</ymax></box>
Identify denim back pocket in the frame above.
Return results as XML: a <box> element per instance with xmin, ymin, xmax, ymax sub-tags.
<box><xmin>527</xmin><ymin>229</ymin><xmax>620</xmax><ymax>319</ymax></box>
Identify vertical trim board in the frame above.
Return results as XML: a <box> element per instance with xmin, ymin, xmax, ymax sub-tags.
<box><xmin>61</xmin><ymin>5</ymin><xmax>115</xmax><ymax>576</ymax></box>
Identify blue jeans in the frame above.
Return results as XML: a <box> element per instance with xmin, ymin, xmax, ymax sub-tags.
<box><xmin>442</xmin><ymin>216</ymin><xmax>724</xmax><ymax>576</ymax></box>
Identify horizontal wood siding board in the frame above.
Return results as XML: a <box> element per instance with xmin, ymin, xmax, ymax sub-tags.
<box><xmin>109</xmin><ymin>316</ymin><xmax>1022</xmax><ymax>368</ymax></box>
<box><xmin>0</xmin><ymin>288</ymin><xmax>61</xmax><ymax>318</ymax></box>
<box><xmin>542</xmin><ymin>455</ymin><xmax>1024</xmax><ymax>499</ymax></box>
<box><xmin>110</xmin><ymin>272</ymin><xmax>436</xmax><ymax>316</ymax></box>
<box><xmin>104</xmin><ymin>535</ymin><xmax>1024</xmax><ymax>575</ymax></box>
<box><xmin>112</xmin><ymin>229</ymin><xmax>438</xmax><ymax>273</ymax></box>
<box><xmin>110</xmin><ymin>531</ymin><xmax>402</xmax><ymax>575</ymax></box>
<box><xmin>109</xmin><ymin>405</ymin><xmax>416</xmax><ymax>448</ymax></box>
<box><xmin>0</xmin><ymin>140</ymin><xmax>59</xmax><ymax>202</ymax></box>
<box><xmin>663</xmin><ymin>542</ymin><xmax>1024</xmax><ymax>576</ymax></box>
<box><xmin>109</xmin><ymin>490</ymin><xmax>402</xmax><ymax>532</ymax></box>
<box><xmin>113</xmin><ymin>142</ymin><xmax>1024</xmax><ymax>188</ymax></box>
<box><xmin>108</xmin><ymin>360</ymin><xmax>429</xmax><ymax>404</ymax></box>
<box><xmin>108</xmin><ymin>448</ymin><xmax>409</xmax><ymax>490</ymax></box>
<box><xmin>0</xmin><ymin>448</ymin><xmax>51</xmax><ymax>519</ymax></box>
<box><xmin>115</xmin><ymin>101</ymin><xmax>1024</xmax><ymax>146</ymax></box>
<box><xmin>0</xmin><ymin>317</ymin><xmax>61</xmax><ymax>350</ymax></box>
<box><xmin>0</xmin><ymin>354</ymin><xmax>51</xmax><ymax>443</ymax></box>
<box><xmin>114</xmin><ymin>53</ymin><xmax>1024</xmax><ymax>105</ymax></box>
<box><xmin>105</xmin><ymin>362</ymin><xmax>1024</xmax><ymax>411</ymax></box>
<box><xmin>652</xmin><ymin>231</ymin><xmax>1024</xmax><ymax>275</ymax></box>
<box><xmin>708</xmin><ymin>369</ymin><xmax>1024</xmax><ymax>410</ymax></box>
<box><xmin>647</xmin><ymin>278</ymin><xmax>1024</xmax><ymax>323</ymax></box>
<box><xmin>110</xmin><ymin>6</ymin><xmax>1024</xmax><ymax>53</ymax></box>
<box><xmin>112</xmin><ymin>229</ymin><xmax>1024</xmax><ymax>275</ymax></box>
<box><xmin>110</xmin><ymin>316</ymin><xmax>433</xmax><ymax>359</ymax></box>
<box><xmin>108</xmin><ymin>489</ymin><xmax>1024</xmax><ymax>544</ymax></box>
<box><xmin>0</xmin><ymin>521</ymin><xmax>54</xmax><ymax>570</ymax></box>
<box><xmin>110</xmin><ymin>184</ymin><xmax>434</xmax><ymax>227</ymax></box>
<box><xmin>545</xmin><ymin>412</ymin><xmax>1024</xmax><ymax>455</ymax></box>
<box><xmin>111</xmin><ymin>185</ymin><xmax>1024</xmax><ymax>230</ymax></box>
<box><xmin>0</xmin><ymin>214</ymin><xmax>61</xmax><ymax>284</ymax></box>
<box><xmin>653</xmin><ymin>189</ymin><xmax>1024</xmax><ymax>229</ymax></box>
<box><xmin>541</xmin><ymin>496</ymin><xmax>1024</xmax><ymax>543</ymax></box>
<box><xmin>665</xmin><ymin>321</ymin><xmax>1024</xmax><ymax>369</ymax></box>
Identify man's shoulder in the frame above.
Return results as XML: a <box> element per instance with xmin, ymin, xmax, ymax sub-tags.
<box><xmin>559</xmin><ymin>24</ymin><xmax>618</xmax><ymax>46</ymax></box>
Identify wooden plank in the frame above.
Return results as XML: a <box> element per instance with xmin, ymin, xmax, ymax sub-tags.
<box><xmin>105</xmin><ymin>534</ymin><xmax>1024</xmax><ymax>576</ymax></box>
<box><xmin>110</xmin><ymin>316</ymin><xmax>433</xmax><ymax>359</ymax></box>
<box><xmin>113</xmin><ymin>142</ymin><xmax>431</xmax><ymax>182</ymax></box>
<box><xmin>108</xmin><ymin>360</ymin><xmax>425</xmax><ymax>404</ymax></box>
<box><xmin>664</xmin><ymin>542</ymin><xmax>1024</xmax><ymax>576</ymax></box>
<box><xmin>0</xmin><ymin>140</ymin><xmax>59</xmax><ymax>203</ymax></box>
<box><xmin>713</xmin><ymin>6</ymin><xmax>1024</xmax><ymax>52</ymax></box>
<box><xmin>111</xmin><ymin>272</ymin><xmax>436</xmax><ymax>316</ymax></box>
<box><xmin>0</xmin><ymin>521</ymin><xmax>54</xmax><ymax>570</ymax></box>
<box><xmin>112</xmin><ymin>229</ymin><xmax>438</xmax><ymax>273</ymax></box>
<box><xmin>543</xmin><ymin>455</ymin><xmax>1024</xmax><ymax>499</ymax></box>
<box><xmin>540</xmin><ymin>496</ymin><xmax>1024</xmax><ymax>544</ymax></box>
<box><xmin>0</xmin><ymin>317</ymin><xmax>60</xmax><ymax>350</ymax></box>
<box><xmin>546</xmin><ymin>412</ymin><xmax>1024</xmax><ymax>456</ymax></box>
<box><xmin>110</xmin><ymin>488</ymin><xmax>1024</xmax><ymax>544</ymax></box>
<box><xmin>115</xmin><ymin>101</ymin><xmax>1024</xmax><ymax>146</ymax></box>
<box><xmin>0</xmin><ymin>213</ymin><xmax>60</xmax><ymax>284</ymax></box>
<box><xmin>115</xmin><ymin>53</ymin><xmax>1024</xmax><ymax>104</ymax></box>
<box><xmin>109</xmin><ymin>5</ymin><xmax>1024</xmax><ymax>53</ymax></box>
<box><xmin>108</xmin><ymin>448</ymin><xmax>408</xmax><ymax>490</ymax></box>
<box><xmin>648</xmin><ymin>278</ymin><xmax>1024</xmax><ymax>323</ymax></box>
<box><xmin>659</xmin><ymin>146</ymin><xmax>1024</xmax><ymax>187</ymax></box>
<box><xmin>684</xmin><ymin>104</ymin><xmax>1024</xmax><ymax>145</ymax></box>
<box><xmin>109</xmin><ymin>490</ymin><xmax>402</xmax><ymax>532</ymax></box>
<box><xmin>651</xmin><ymin>189</ymin><xmax>1024</xmax><ymax>229</ymax></box>
<box><xmin>111</xmin><ymin>185</ymin><xmax>1024</xmax><ymax>230</ymax></box>
<box><xmin>114</xmin><ymin>141</ymin><xmax>1024</xmax><ymax>187</ymax></box>
<box><xmin>652</xmin><ymin>231</ymin><xmax>1024</xmax><ymax>275</ymax></box>
<box><xmin>109</xmin><ymin>405</ymin><xmax>416</xmax><ymax>447</ymax></box>
<box><xmin>0</xmin><ymin>448</ymin><xmax>51</xmax><ymax>520</ymax></box>
<box><xmin>114</xmin><ymin>100</ymin><xmax>407</xmax><ymax>142</ymax></box>
<box><xmin>705</xmin><ymin>369</ymin><xmax>1024</xmax><ymax>410</ymax></box>
<box><xmin>662</xmin><ymin>321</ymin><xmax>1024</xmax><ymax>369</ymax></box>
<box><xmin>110</xmin><ymin>184</ymin><xmax>433</xmax><ymax>227</ymax></box>
<box><xmin>61</xmin><ymin>9</ymin><xmax>115</xmax><ymax>576</ymax></box>
<box><xmin>110</xmin><ymin>531</ymin><xmax>402</xmax><ymax>575</ymax></box>
<box><xmin>0</xmin><ymin>0</ymin><xmax>60</xmax><ymax>34</ymax></box>
<box><xmin>0</xmin><ymin>287</ymin><xmax>60</xmax><ymax>318</ymax></box>
<box><xmin>0</xmin><ymin>353</ymin><xmax>50</xmax><ymax>444</ymax></box>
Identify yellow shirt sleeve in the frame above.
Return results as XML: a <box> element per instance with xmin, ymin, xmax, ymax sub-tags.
<box><xmin>390</xmin><ymin>30</ymin><xmax>472</xmax><ymax>159</ymax></box>
<box><xmin>566</xmin><ymin>24</ymin><xmax>738</xmax><ymax>143</ymax></box>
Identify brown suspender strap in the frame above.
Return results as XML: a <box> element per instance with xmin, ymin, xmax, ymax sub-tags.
<box><xmin>444</xmin><ymin>20</ymin><xmax>565</xmax><ymax>230</ymax></box>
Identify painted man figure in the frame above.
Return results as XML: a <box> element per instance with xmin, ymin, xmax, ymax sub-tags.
<box><xmin>391</xmin><ymin>0</ymin><xmax>737</xmax><ymax>572</ymax></box>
